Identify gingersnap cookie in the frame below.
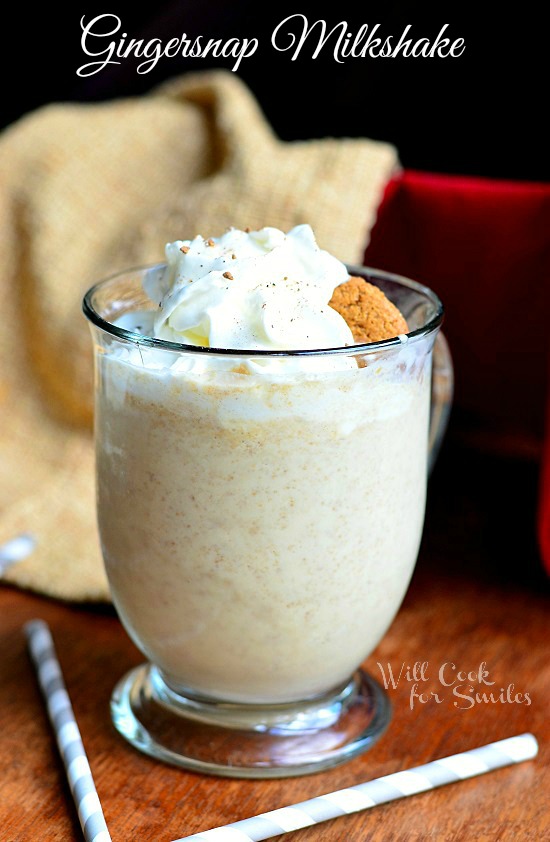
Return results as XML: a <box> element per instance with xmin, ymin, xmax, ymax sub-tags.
<box><xmin>329</xmin><ymin>275</ymin><xmax>408</xmax><ymax>343</ymax></box>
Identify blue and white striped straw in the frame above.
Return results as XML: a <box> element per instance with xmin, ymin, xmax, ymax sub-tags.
<box><xmin>25</xmin><ymin>619</ymin><xmax>112</xmax><ymax>842</ymax></box>
<box><xmin>0</xmin><ymin>533</ymin><xmax>36</xmax><ymax>575</ymax></box>
<box><xmin>173</xmin><ymin>733</ymin><xmax>538</xmax><ymax>842</ymax></box>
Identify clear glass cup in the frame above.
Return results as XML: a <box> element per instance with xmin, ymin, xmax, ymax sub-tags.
<box><xmin>83</xmin><ymin>264</ymin><xmax>452</xmax><ymax>778</ymax></box>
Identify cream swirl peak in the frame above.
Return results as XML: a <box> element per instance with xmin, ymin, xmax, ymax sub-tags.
<box><xmin>143</xmin><ymin>225</ymin><xmax>354</xmax><ymax>351</ymax></box>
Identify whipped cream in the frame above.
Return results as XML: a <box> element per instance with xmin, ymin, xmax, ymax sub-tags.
<box><xmin>143</xmin><ymin>225</ymin><xmax>353</xmax><ymax>351</ymax></box>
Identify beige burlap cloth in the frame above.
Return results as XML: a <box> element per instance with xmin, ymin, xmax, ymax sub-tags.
<box><xmin>0</xmin><ymin>70</ymin><xmax>398</xmax><ymax>602</ymax></box>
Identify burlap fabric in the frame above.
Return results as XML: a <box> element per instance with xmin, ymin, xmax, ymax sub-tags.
<box><xmin>0</xmin><ymin>70</ymin><xmax>398</xmax><ymax>602</ymax></box>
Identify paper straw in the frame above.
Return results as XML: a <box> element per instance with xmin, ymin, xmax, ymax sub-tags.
<box><xmin>173</xmin><ymin>733</ymin><xmax>538</xmax><ymax>842</ymax></box>
<box><xmin>25</xmin><ymin>619</ymin><xmax>112</xmax><ymax>842</ymax></box>
<box><xmin>0</xmin><ymin>532</ymin><xmax>35</xmax><ymax>575</ymax></box>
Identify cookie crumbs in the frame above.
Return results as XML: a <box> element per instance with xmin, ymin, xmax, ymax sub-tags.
<box><xmin>206</xmin><ymin>238</ymin><xmax>215</xmax><ymax>247</ymax></box>
<box><xmin>223</xmin><ymin>272</ymin><xmax>234</xmax><ymax>280</ymax></box>
<box><xmin>180</xmin><ymin>245</ymin><xmax>190</xmax><ymax>254</ymax></box>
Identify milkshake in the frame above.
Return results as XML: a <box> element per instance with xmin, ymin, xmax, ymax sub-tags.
<box><xmin>84</xmin><ymin>225</ymin><xmax>444</xmax><ymax>775</ymax></box>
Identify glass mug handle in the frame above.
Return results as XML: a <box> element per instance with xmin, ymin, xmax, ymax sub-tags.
<box><xmin>428</xmin><ymin>332</ymin><xmax>454</xmax><ymax>473</ymax></box>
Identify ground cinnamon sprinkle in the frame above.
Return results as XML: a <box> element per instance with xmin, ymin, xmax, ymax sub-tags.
<box><xmin>329</xmin><ymin>276</ymin><xmax>408</xmax><ymax>343</ymax></box>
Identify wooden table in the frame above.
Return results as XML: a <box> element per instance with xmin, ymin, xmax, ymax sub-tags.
<box><xmin>1</xmin><ymin>442</ymin><xmax>549</xmax><ymax>841</ymax></box>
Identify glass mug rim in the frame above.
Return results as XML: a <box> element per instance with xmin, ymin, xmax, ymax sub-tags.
<box><xmin>82</xmin><ymin>262</ymin><xmax>444</xmax><ymax>356</ymax></box>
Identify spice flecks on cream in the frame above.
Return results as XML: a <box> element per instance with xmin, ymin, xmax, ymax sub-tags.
<box><xmin>143</xmin><ymin>225</ymin><xmax>353</xmax><ymax>351</ymax></box>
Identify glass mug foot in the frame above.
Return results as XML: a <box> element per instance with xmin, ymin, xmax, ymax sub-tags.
<box><xmin>111</xmin><ymin>664</ymin><xmax>391</xmax><ymax>778</ymax></box>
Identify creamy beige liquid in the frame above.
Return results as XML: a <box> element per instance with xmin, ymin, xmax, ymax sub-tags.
<box><xmin>96</xmin><ymin>345</ymin><xmax>430</xmax><ymax>704</ymax></box>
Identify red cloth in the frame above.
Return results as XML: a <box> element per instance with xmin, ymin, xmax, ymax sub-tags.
<box><xmin>364</xmin><ymin>170</ymin><xmax>550</xmax><ymax>573</ymax></box>
<box><xmin>539</xmin><ymin>395</ymin><xmax>550</xmax><ymax>573</ymax></box>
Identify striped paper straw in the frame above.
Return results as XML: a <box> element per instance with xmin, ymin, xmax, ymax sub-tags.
<box><xmin>25</xmin><ymin>619</ymin><xmax>112</xmax><ymax>842</ymax></box>
<box><xmin>173</xmin><ymin>733</ymin><xmax>538</xmax><ymax>842</ymax></box>
<box><xmin>0</xmin><ymin>532</ymin><xmax>36</xmax><ymax>575</ymax></box>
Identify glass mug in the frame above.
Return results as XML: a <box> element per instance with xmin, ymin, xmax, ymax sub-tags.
<box><xmin>83</xmin><ymin>265</ymin><xmax>453</xmax><ymax>778</ymax></box>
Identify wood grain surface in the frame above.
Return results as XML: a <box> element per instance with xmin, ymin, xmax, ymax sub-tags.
<box><xmin>1</xmin><ymin>444</ymin><xmax>548</xmax><ymax>842</ymax></box>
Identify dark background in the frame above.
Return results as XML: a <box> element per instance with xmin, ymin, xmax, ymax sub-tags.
<box><xmin>2</xmin><ymin>4</ymin><xmax>547</xmax><ymax>182</ymax></box>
